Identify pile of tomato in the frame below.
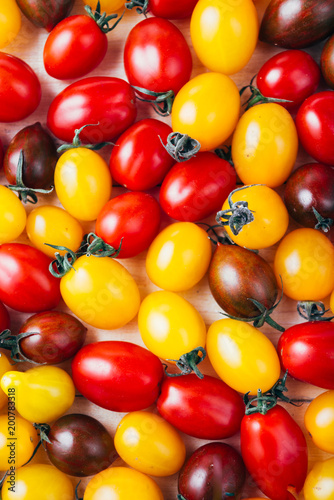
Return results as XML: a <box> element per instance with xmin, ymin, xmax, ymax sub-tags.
<box><xmin>0</xmin><ymin>0</ymin><xmax>334</xmax><ymax>498</ymax></box>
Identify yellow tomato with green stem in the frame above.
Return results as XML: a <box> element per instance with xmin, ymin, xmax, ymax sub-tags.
<box><xmin>304</xmin><ymin>390</ymin><xmax>334</xmax><ymax>454</ymax></box>
<box><xmin>0</xmin><ymin>414</ymin><xmax>38</xmax><ymax>471</ymax></box>
<box><xmin>0</xmin><ymin>186</ymin><xmax>26</xmax><ymax>244</ymax></box>
<box><xmin>304</xmin><ymin>458</ymin><xmax>334</xmax><ymax>500</ymax></box>
<box><xmin>0</xmin><ymin>0</ymin><xmax>21</xmax><ymax>49</ymax></box>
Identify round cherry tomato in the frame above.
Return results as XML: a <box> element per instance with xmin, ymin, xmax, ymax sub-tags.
<box><xmin>296</xmin><ymin>90</ymin><xmax>334</xmax><ymax>165</ymax></box>
<box><xmin>305</xmin><ymin>390</ymin><xmax>334</xmax><ymax>453</ymax></box>
<box><xmin>157</xmin><ymin>374</ymin><xmax>244</xmax><ymax>439</ymax></box>
<box><xmin>148</xmin><ymin>0</ymin><xmax>198</xmax><ymax>18</ymax></box>
<box><xmin>47</xmin><ymin>77</ymin><xmax>137</xmax><ymax>143</ymax></box>
<box><xmin>321</xmin><ymin>34</ymin><xmax>334</xmax><ymax>89</ymax></box>
<box><xmin>138</xmin><ymin>291</ymin><xmax>206</xmax><ymax>360</ymax></box>
<box><xmin>172</xmin><ymin>72</ymin><xmax>240</xmax><ymax>151</ymax></box>
<box><xmin>16</xmin><ymin>0</ymin><xmax>75</xmax><ymax>32</ymax></box>
<box><xmin>304</xmin><ymin>458</ymin><xmax>334</xmax><ymax>500</ymax></box>
<box><xmin>27</xmin><ymin>206</ymin><xmax>84</xmax><ymax>258</ymax></box>
<box><xmin>0</xmin><ymin>186</ymin><xmax>26</xmax><ymax>244</ymax></box>
<box><xmin>83</xmin><ymin>467</ymin><xmax>163</xmax><ymax>500</ymax></box>
<box><xmin>274</xmin><ymin>228</ymin><xmax>334</xmax><ymax>301</ymax></box>
<box><xmin>124</xmin><ymin>18</ymin><xmax>192</xmax><ymax>97</ymax></box>
<box><xmin>109</xmin><ymin>118</ymin><xmax>174</xmax><ymax>190</ymax></box>
<box><xmin>95</xmin><ymin>192</ymin><xmax>161</xmax><ymax>258</ymax></box>
<box><xmin>159</xmin><ymin>152</ymin><xmax>236</xmax><ymax>221</ymax></box>
<box><xmin>72</xmin><ymin>341</ymin><xmax>164</xmax><ymax>412</ymax></box>
<box><xmin>0</xmin><ymin>0</ymin><xmax>21</xmax><ymax>49</ymax></box>
<box><xmin>231</xmin><ymin>103</ymin><xmax>298</xmax><ymax>187</ymax></box>
<box><xmin>190</xmin><ymin>0</ymin><xmax>258</xmax><ymax>75</ymax></box>
<box><xmin>0</xmin><ymin>243</ymin><xmax>61</xmax><ymax>313</ymax></box>
<box><xmin>206</xmin><ymin>318</ymin><xmax>281</xmax><ymax>394</ymax></box>
<box><xmin>83</xmin><ymin>0</ymin><xmax>125</xmax><ymax>13</ymax></box>
<box><xmin>0</xmin><ymin>301</ymin><xmax>10</xmax><ymax>332</ymax></box>
<box><xmin>0</xmin><ymin>53</ymin><xmax>41</xmax><ymax>122</ymax></box>
<box><xmin>146</xmin><ymin>222</ymin><xmax>212</xmax><ymax>291</ymax></box>
<box><xmin>0</xmin><ymin>351</ymin><xmax>12</xmax><ymax>410</ymax></box>
<box><xmin>0</xmin><ymin>414</ymin><xmax>38</xmax><ymax>471</ymax></box>
<box><xmin>54</xmin><ymin>148</ymin><xmax>112</xmax><ymax>221</ymax></box>
<box><xmin>257</xmin><ymin>50</ymin><xmax>320</xmax><ymax>110</ymax></box>
<box><xmin>114</xmin><ymin>411</ymin><xmax>186</xmax><ymax>476</ymax></box>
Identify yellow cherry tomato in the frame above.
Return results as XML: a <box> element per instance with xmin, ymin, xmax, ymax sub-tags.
<box><xmin>1</xmin><ymin>366</ymin><xmax>75</xmax><ymax>423</ymax></box>
<box><xmin>83</xmin><ymin>0</ymin><xmax>125</xmax><ymax>13</ymax></box>
<box><xmin>0</xmin><ymin>352</ymin><xmax>12</xmax><ymax>410</ymax></box>
<box><xmin>54</xmin><ymin>147</ymin><xmax>112</xmax><ymax>221</ymax></box>
<box><xmin>114</xmin><ymin>411</ymin><xmax>186</xmax><ymax>477</ymax></box>
<box><xmin>190</xmin><ymin>0</ymin><xmax>258</xmax><ymax>75</ymax></box>
<box><xmin>171</xmin><ymin>73</ymin><xmax>240</xmax><ymax>151</ymax></box>
<box><xmin>146</xmin><ymin>222</ymin><xmax>212</xmax><ymax>291</ymax></box>
<box><xmin>304</xmin><ymin>457</ymin><xmax>334</xmax><ymax>500</ymax></box>
<box><xmin>206</xmin><ymin>318</ymin><xmax>281</xmax><ymax>394</ymax></box>
<box><xmin>274</xmin><ymin>228</ymin><xmax>334</xmax><ymax>301</ymax></box>
<box><xmin>231</xmin><ymin>103</ymin><xmax>298</xmax><ymax>187</ymax></box>
<box><xmin>84</xmin><ymin>467</ymin><xmax>164</xmax><ymax>500</ymax></box>
<box><xmin>0</xmin><ymin>186</ymin><xmax>26</xmax><ymax>244</ymax></box>
<box><xmin>219</xmin><ymin>185</ymin><xmax>289</xmax><ymax>249</ymax></box>
<box><xmin>60</xmin><ymin>255</ymin><xmax>141</xmax><ymax>330</ymax></box>
<box><xmin>0</xmin><ymin>0</ymin><xmax>21</xmax><ymax>49</ymax></box>
<box><xmin>26</xmin><ymin>205</ymin><xmax>84</xmax><ymax>258</ymax></box>
<box><xmin>2</xmin><ymin>464</ymin><xmax>74</xmax><ymax>500</ymax></box>
<box><xmin>138</xmin><ymin>291</ymin><xmax>206</xmax><ymax>360</ymax></box>
<box><xmin>305</xmin><ymin>391</ymin><xmax>334</xmax><ymax>454</ymax></box>
<box><xmin>0</xmin><ymin>414</ymin><xmax>38</xmax><ymax>471</ymax></box>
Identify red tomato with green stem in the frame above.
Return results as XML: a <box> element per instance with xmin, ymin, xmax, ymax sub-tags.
<box><xmin>0</xmin><ymin>302</ymin><xmax>10</xmax><ymax>332</ymax></box>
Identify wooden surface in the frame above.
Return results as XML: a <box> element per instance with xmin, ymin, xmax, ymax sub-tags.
<box><xmin>0</xmin><ymin>0</ymin><xmax>333</xmax><ymax>498</ymax></box>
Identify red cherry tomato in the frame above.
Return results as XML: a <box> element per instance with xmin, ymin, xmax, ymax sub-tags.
<box><xmin>47</xmin><ymin>77</ymin><xmax>137</xmax><ymax>143</ymax></box>
<box><xmin>159</xmin><ymin>152</ymin><xmax>236</xmax><ymax>221</ymax></box>
<box><xmin>0</xmin><ymin>244</ymin><xmax>61</xmax><ymax>313</ymax></box>
<box><xmin>0</xmin><ymin>302</ymin><xmax>10</xmax><ymax>331</ymax></box>
<box><xmin>71</xmin><ymin>341</ymin><xmax>164</xmax><ymax>412</ymax></box>
<box><xmin>296</xmin><ymin>90</ymin><xmax>334</xmax><ymax>165</ymax></box>
<box><xmin>95</xmin><ymin>192</ymin><xmax>161</xmax><ymax>258</ymax></box>
<box><xmin>109</xmin><ymin>119</ymin><xmax>174</xmax><ymax>190</ymax></box>
<box><xmin>148</xmin><ymin>0</ymin><xmax>198</xmax><ymax>19</ymax></box>
<box><xmin>257</xmin><ymin>50</ymin><xmax>320</xmax><ymax>110</ymax></box>
<box><xmin>0</xmin><ymin>53</ymin><xmax>41</xmax><ymax>122</ymax></box>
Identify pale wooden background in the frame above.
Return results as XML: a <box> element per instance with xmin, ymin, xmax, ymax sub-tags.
<box><xmin>0</xmin><ymin>0</ymin><xmax>333</xmax><ymax>497</ymax></box>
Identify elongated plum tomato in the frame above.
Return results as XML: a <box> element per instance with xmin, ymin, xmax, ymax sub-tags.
<box><xmin>305</xmin><ymin>391</ymin><xmax>334</xmax><ymax>454</ymax></box>
<box><xmin>206</xmin><ymin>318</ymin><xmax>281</xmax><ymax>394</ymax></box>
<box><xmin>0</xmin><ymin>186</ymin><xmax>26</xmax><ymax>244</ymax></box>
<box><xmin>190</xmin><ymin>0</ymin><xmax>258</xmax><ymax>75</ymax></box>
<box><xmin>16</xmin><ymin>0</ymin><xmax>75</xmax><ymax>32</ymax></box>
<box><xmin>0</xmin><ymin>414</ymin><xmax>38</xmax><ymax>471</ymax></box>
<box><xmin>146</xmin><ymin>222</ymin><xmax>212</xmax><ymax>291</ymax></box>
<box><xmin>274</xmin><ymin>228</ymin><xmax>334</xmax><ymax>301</ymax></box>
<box><xmin>0</xmin><ymin>0</ymin><xmax>21</xmax><ymax>49</ymax></box>
<box><xmin>231</xmin><ymin>103</ymin><xmax>298</xmax><ymax>187</ymax></box>
<box><xmin>159</xmin><ymin>152</ymin><xmax>236</xmax><ymax>221</ymax></box>
<box><xmin>71</xmin><ymin>341</ymin><xmax>164</xmax><ymax>412</ymax></box>
<box><xmin>304</xmin><ymin>457</ymin><xmax>334</xmax><ymax>500</ymax></box>
<box><xmin>172</xmin><ymin>72</ymin><xmax>240</xmax><ymax>151</ymax></box>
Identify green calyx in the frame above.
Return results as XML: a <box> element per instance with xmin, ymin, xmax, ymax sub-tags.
<box><xmin>125</xmin><ymin>0</ymin><xmax>148</xmax><ymax>15</ymax></box>
<box><xmin>297</xmin><ymin>301</ymin><xmax>334</xmax><ymax>322</ymax></box>
<box><xmin>0</xmin><ymin>329</ymin><xmax>41</xmax><ymax>364</ymax></box>
<box><xmin>85</xmin><ymin>0</ymin><xmax>124</xmax><ymax>33</ymax></box>
<box><xmin>215</xmin><ymin>145</ymin><xmax>234</xmax><ymax>166</ymax></box>
<box><xmin>46</xmin><ymin>245</ymin><xmax>77</xmax><ymax>278</ymax></box>
<box><xmin>33</xmin><ymin>423</ymin><xmax>52</xmax><ymax>445</ymax></box>
<box><xmin>57</xmin><ymin>123</ymin><xmax>112</xmax><ymax>153</ymax></box>
<box><xmin>160</xmin><ymin>132</ymin><xmax>201</xmax><ymax>162</ymax></box>
<box><xmin>312</xmin><ymin>207</ymin><xmax>333</xmax><ymax>233</ymax></box>
<box><xmin>240</xmin><ymin>75</ymin><xmax>293</xmax><ymax>110</ymax></box>
<box><xmin>82</xmin><ymin>233</ymin><xmax>123</xmax><ymax>258</ymax></box>
<box><xmin>75</xmin><ymin>482</ymin><xmax>83</xmax><ymax>500</ymax></box>
<box><xmin>165</xmin><ymin>347</ymin><xmax>206</xmax><ymax>379</ymax></box>
<box><xmin>131</xmin><ymin>86</ymin><xmax>174</xmax><ymax>116</ymax></box>
<box><xmin>244</xmin><ymin>388</ymin><xmax>277</xmax><ymax>415</ymax></box>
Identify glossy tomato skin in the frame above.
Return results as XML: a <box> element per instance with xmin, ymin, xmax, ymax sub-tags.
<box><xmin>16</xmin><ymin>0</ymin><xmax>75</xmax><ymax>31</ymax></box>
<box><xmin>124</xmin><ymin>18</ymin><xmax>192</xmax><ymax>96</ymax></box>
<box><xmin>257</xmin><ymin>50</ymin><xmax>320</xmax><ymax>110</ymax></box>
<box><xmin>0</xmin><ymin>53</ymin><xmax>41</xmax><ymax>122</ymax></box>
<box><xmin>149</xmin><ymin>0</ymin><xmax>198</xmax><ymax>18</ymax></box>
<box><xmin>109</xmin><ymin>118</ymin><xmax>174</xmax><ymax>190</ymax></box>
<box><xmin>72</xmin><ymin>341</ymin><xmax>164</xmax><ymax>412</ymax></box>
<box><xmin>278</xmin><ymin>322</ymin><xmax>334</xmax><ymax>389</ymax></box>
<box><xmin>0</xmin><ymin>185</ymin><xmax>27</xmax><ymax>244</ymax></box>
<box><xmin>304</xmin><ymin>390</ymin><xmax>334</xmax><ymax>454</ymax></box>
<box><xmin>321</xmin><ymin>34</ymin><xmax>334</xmax><ymax>89</ymax></box>
<box><xmin>46</xmin><ymin>414</ymin><xmax>118</xmax><ymax>477</ymax></box>
<box><xmin>0</xmin><ymin>244</ymin><xmax>61</xmax><ymax>313</ymax></box>
<box><xmin>0</xmin><ymin>0</ymin><xmax>21</xmax><ymax>49</ymax></box>
<box><xmin>241</xmin><ymin>405</ymin><xmax>308</xmax><ymax>500</ymax></box>
<box><xmin>0</xmin><ymin>302</ymin><xmax>9</xmax><ymax>332</ymax></box>
<box><xmin>159</xmin><ymin>152</ymin><xmax>236</xmax><ymax>222</ymax></box>
<box><xmin>47</xmin><ymin>77</ymin><xmax>137</xmax><ymax>143</ymax></box>
<box><xmin>0</xmin><ymin>414</ymin><xmax>38</xmax><ymax>471</ymax></box>
<box><xmin>96</xmin><ymin>192</ymin><xmax>161</xmax><ymax>258</ymax></box>
<box><xmin>296</xmin><ymin>91</ymin><xmax>334</xmax><ymax>165</ymax></box>
<box><xmin>304</xmin><ymin>457</ymin><xmax>334</xmax><ymax>500</ymax></box>
<box><xmin>178</xmin><ymin>442</ymin><xmax>246</xmax><ymax>500</ymax></box>
<box><xmin>44</xmin><ymin>15</ymin><xmax>107</xmax><ymax>80</ymax></box>
<box><xmin>157</xmin><ymin>374</ymin><xmax>244</xmax><ymax>439</ymax></box>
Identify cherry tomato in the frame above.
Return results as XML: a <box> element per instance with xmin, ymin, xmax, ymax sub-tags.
<box><xmin>296</xmin><ymin>90</ymin><xmax>334</xmax><ymax>165</ymax></box>
<box><xmin>231</xmin><ymin>103</ymin><xmax>298</xmax><ymax>187</ymax></box>
<box><xmin>0</xmin><ymin>53</ymin><xmax>41</xmax><ymax>122</ymax></box>
<box><xmin>171</xmin><ymin>72</ymin><xmax>240</xmax><ymax>151</ymax></box>
<box><xmin>83</xmin><ymin>0</ymin><xmax>125</xmax><ymax>12</ymax></box>
<box><xmin>124</xmin><ymin>18</ymin><xmax>192</xmax><ymax>97</ymax></box>
<box><xmin>159</xmin><ymin>152</ymin><xmax>236</xmax><ymax>222</ymax></box>
<box><xmin>72</xmin><ymin>341</ymin><xmax>163</xmax><ymax>412</ymax></box>
<box><xmin>54</xmin><ymin>148</ymin><xmax>112</xmax><ymax>221</ymax></box>
<box><xmin>109</xmin><ymin>118</ymin><xmax>174</xmax><ymax>191</ymax></box>
<box><xmin>146</xmin><ymin>222</ymin><xmax>212</xmax><ymax>292</ymax></box>
<box><xmin>304</xmin><ymin>458</ymin><xmax>334</xmax><ymax>500</ymax></box>
<box><xmin>190</xmin><ymin>0</ymin><xmax>258</xmax><ymax>75</ymax></box>
<box><xmin>206</xmin><ymin>319</ymin><xmax>281</xmax><ymax>394</ymax></box>
<box><xmin>26</xmin><ymin>206</ymin><xmax>84</xmax><ymax>258</ymax></box>
<box><xmin>0</xmin><ymin>414</ymin><xmax>38</xmax><ymax>471</ymax></box>
<box><xmin>47</xmin><ymin>77</ymin><xmax>137</xmax><ymax>143</ymax></box>
<box><xmin>148</xmin><ymin>0</ymin><xmax>198</xmax><ymax>18</ymax></box>
<box><xmin>0</xmin><ymin>243</ymin><xmax>61</xmax><ymax>313</ymax></box>
<box><xmin>16</xmin><ymin>0</ymin><xmax>75</xmax><ymax>32</ymax></box>
<box><xmin>305</xmin><ymin>390</ymin><xmax>334</xmax><ymax>454</ymax></box>
<box><xmin>0</xmin><ymin>351</ymin><xmax>12</xmax><ymax>410</ymax></box>
<box><xmin>114</xmin><ymin>411</ymin><xmax>186</xmax><ymax>476</ymax></box>
<box><xmin>257</xmin><ymin>50</ymin><xmax>320</xmax><ymax>110</ymax></box>
<box><xmin>0</xmin><ymin>186</ymin><xmax>26</xmax><ymax>244</ymax></box>
<box><xmin>95</xmin><ymin>192</ymin><xmax>161</xmax><ymax>258</ymax></box>
<box><xmin>0</xmin><ymin>301</ymin><xmax>10</xmax><ymax>332</ymax></box>
<box><xmin>157</xmin><ymin>374</ymin><xmax>244</xmax><ymax>439</ymax></box>
<box><xmin>274</xmin><ymin>228</ymin><xmax>334</xmax><ymax>301</ymax></box>
<box><xmin>321</xmin><ymin>34</ymin><xmax>334</xmax><ymax>89</ymax></box>
<box><xmin>138</xmin><ymin>291</ymin><xmax>206</xmax><ymax>360</ymax></box>
<box><xmin>0</xmin><ymin>0</ymin><xmax>21</xmax><ymax>49</ymax></box>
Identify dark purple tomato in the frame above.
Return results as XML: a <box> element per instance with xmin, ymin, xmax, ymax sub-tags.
<box><xmin>321</xmin><ymin>34</ymin><xmax>334</xmax><ymax>89</ymax></box>
<box><xmin>178</xmin><ymin>442</ymin><xmax>246</xmax><ymax>500</ymax></box>
<box><xmin>16</xmin><ymin>0</ymin><xmax>75</xmax><ymax>32</ymax></box>
<box><xmin>45</xmin><ymin>414</ymin><xmax>118</xmax><ymax>476</ymax></box>
<box><xmin>149</xmin><ymin>0</ymin><xmax>198</xmax><ymax>18</ymax></box>
<box><xmin>0</xmin><ymin>301</ymin><xmax>10</xmax><ymax>332</ymax></box>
